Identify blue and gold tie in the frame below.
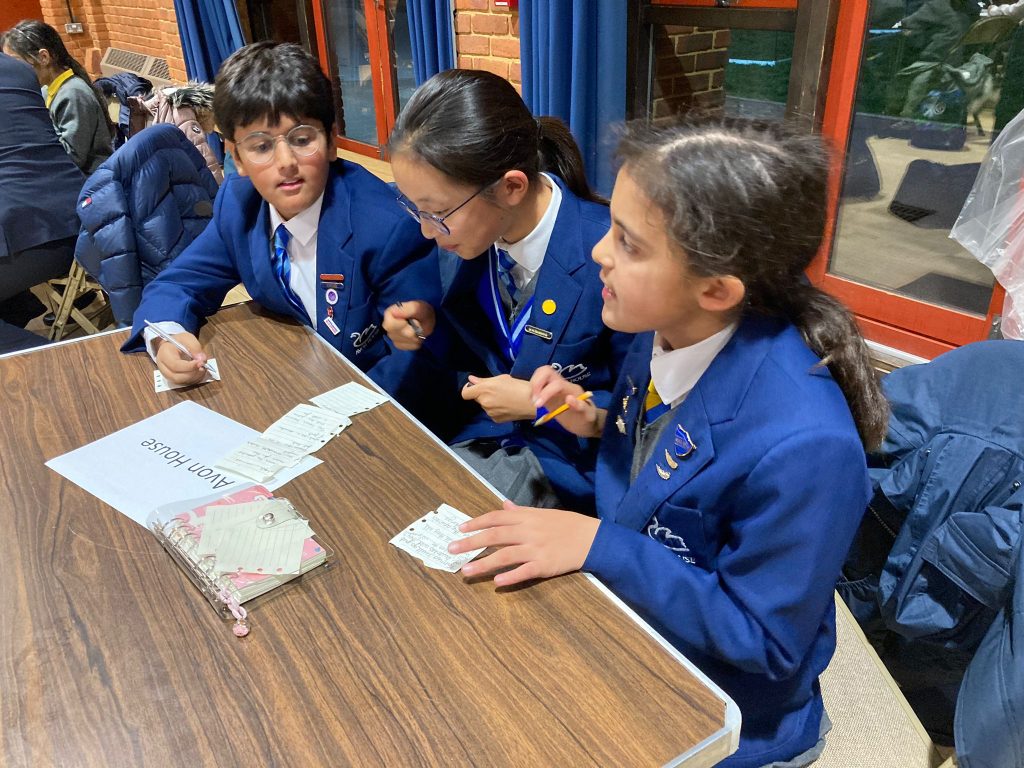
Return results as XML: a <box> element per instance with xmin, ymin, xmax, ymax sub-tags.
<box><xmin>496</xmin><ymin>247</ymin><xmax>518</xmax><ymax>305</ymax></box>
<box><xmin>644</xmin><ymin>380</ymin><xmax>670</xmax><ymax>424</ymax></box>
<box><xmin>271</xmin><ymin>224</ymin><xmax>307</xmax><ymax>318</ymax></box>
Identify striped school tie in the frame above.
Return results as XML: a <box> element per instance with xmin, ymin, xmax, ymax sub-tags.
<box><xmin>496</xmin><ymin>247</ymin><xmax>518</xmax><ymax>305</ymax></box>
<box><xmin>644</xmin><ymin>380</ymin><xmax>670</xmax><ymax>424</ymax></box>
<box><xmin>271</xmin><ymin>224</ymin><xmax>307</xmax><ymax>318</ymax></box>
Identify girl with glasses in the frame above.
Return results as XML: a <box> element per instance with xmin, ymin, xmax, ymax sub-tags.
<box><xmin>383</xmin><ymin>69</ymin><xmax>633</xmax><ymax>514</ymax></box>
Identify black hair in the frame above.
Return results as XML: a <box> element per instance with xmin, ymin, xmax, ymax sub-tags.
<box><xmin>214</xmin><ymin>41</ymin><xmax>335</xmax><ymax>141</ymax></box>
<box><xmin>4</xmin><ymin>20</ymin><xmax>108</xmax><ymax>119</ymax></box>
<box><xmin>388</xmin><ymin>68</ymin><xmax>603</xmax><ymax>204</ymax></box>
<box><xmin>617</xmin><ymin>117</ymin><xmax>889</xmax><ymax>450</ymax></box>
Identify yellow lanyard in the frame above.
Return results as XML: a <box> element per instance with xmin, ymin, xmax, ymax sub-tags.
<box><xmin>44</xmin><ymin>68</ymin><xmax>75</xmax><ymax>108</ymax></box>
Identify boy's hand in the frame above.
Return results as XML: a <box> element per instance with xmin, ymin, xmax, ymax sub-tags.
<box><xmin>461</xmin><ymin>374</ymin><xmax>534</xmax><ymax>423</ymax></box>
<box><xmin>154</xmin><ymin>332</ymin><xmax>208</xmax><ymax>386</ymax></box>
<box><xmin>383</xmin><ymin>300</ymin><xmax>435</xmax><ymax>350</ymax></box>
<box><xmin>450</xmin><ymin>500</ymin><xmax>600</xmax><ymax>587</ymax></box>
<box><xmin>531</xmin><ymin>365</ymin><xmax>605</xmax><ymax>438</ymax></box>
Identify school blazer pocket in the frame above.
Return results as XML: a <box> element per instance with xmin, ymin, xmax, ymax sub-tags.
<box><xmin>548</xmin><ymin>337</ymin><xmax>602</xmax><ymax>388</ymax></box>
<box><xmin>646</xmin><ymin>501</ymin><xmax>709</xmax><ymax>569</ymax></box>
<box><xmin>343</xmin><ymin>295</ymin><xmax>386</xmax><ymax>364</ymax></box>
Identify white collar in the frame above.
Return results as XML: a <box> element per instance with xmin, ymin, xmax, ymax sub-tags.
<box><xmin>649</xmin><ymin>322</ymin><xmax>738</xmax><ymax>408</ymax></box>
<box><xmin>268</xmin><ymin>192</ymin><xmax>324</xmax><ymax>247</ymax></box>
<box><xmin>493</xmin><ymin>173</ymin><xmax>559</xmax><ymax>275</ymax></box>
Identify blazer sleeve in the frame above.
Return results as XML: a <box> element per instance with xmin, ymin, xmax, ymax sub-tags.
<box><xmin>121</xmin><ymin>190</ymin><xmax>242</xmax><ymax>351</ymax></box>
<box><xmin>584</xmin><ymin>428</ymin><xmax>869</xmax><ymax>682</ymax></box>
<box><xmin>50</xmin><ymin>86</ymin><xmax>97</xmax><ymax>170</ymax></box>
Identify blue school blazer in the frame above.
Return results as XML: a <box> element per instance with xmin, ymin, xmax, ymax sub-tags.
<box><xmin>436</xmin><ymin>176</ymin><xmax>633</xmax><ymax>513</ymax></box>
<box><xmin>122</xmin><ymin>159</ymin><xmax>446</xmax><ymax>422</ymax></box>
<box><xmin>585</xmin><ymin>314</ymin><xmax>871</xmax><ymax>767</ymax></box>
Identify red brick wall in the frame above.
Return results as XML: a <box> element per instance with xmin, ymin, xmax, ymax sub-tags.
<box><xmin>37</xmin><ymin>0</ymin><xmax>187</xmax><ymax>82</ymax></box>
<box><xmin>453</xmin><ymin>0</ymin><xmax>521</xmax><ymax>93</ymax></box>
<box><xmin>651</xmin><ymin>25</ymin><xmax>729</xmax><ymax>121</ymax></box>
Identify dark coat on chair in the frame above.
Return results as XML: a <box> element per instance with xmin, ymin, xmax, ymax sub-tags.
<box><xmin>74</xmin><ymin>123</ymin><xmax>220</xmax><ymax>327</ymax></box>
<box><xmin>840</xmin><ymin>340</ymin><xmax>1024</xmax><ymax>764</ymax></box>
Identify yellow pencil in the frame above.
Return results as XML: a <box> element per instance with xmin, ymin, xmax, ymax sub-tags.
<box><xmin>534</xmin><ymin>391</ymin><xmax>594</xmax><ymax>427</ymax></box>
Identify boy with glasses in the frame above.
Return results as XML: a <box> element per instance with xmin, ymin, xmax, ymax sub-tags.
<box><xmin>125</xmin><ymin>42</ymin><xmax>445</xmax><ymax>424</ymax></box>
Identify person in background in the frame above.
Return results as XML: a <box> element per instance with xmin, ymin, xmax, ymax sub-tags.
<box><xmin>2</xmin><ymin>19</ymin><xmax>112</xmax><ymax>173</ymax></box>
<box><xmin>0</xmin><ymin>50</ymin><xmax>84</xmax><ymax>345</ymax></box>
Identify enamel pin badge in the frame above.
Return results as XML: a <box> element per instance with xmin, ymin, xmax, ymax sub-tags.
<box><xmin>674</xmin><ymin>425</ymin><xmax>696</xmax><ymax>458</ymax></box>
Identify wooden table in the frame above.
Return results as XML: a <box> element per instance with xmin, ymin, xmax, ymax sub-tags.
<box><xmin>0</xmin><ymin>304</ymin><xmax>738</xmax><ymax>767</ymax></box>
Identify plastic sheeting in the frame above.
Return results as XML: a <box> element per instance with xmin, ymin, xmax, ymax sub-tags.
<box><xmin>951</xmin><ymin>107</ymin><xmax>1024</xmax><ymax>338</ymax></box>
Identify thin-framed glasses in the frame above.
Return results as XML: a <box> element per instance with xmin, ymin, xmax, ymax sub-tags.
<box><xmin>396</xmin><ymin>180</ymin><xmax>499</xmax><ymax>236</ymax></box>
<box><xmin>235</xmin><ymin>125</ymin><xmax>325</xmax><ymax>165</ymax></box>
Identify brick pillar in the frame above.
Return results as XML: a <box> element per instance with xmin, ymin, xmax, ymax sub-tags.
<box><xmin>454</xmin><ymin>0</ymin><xmax>521</xmax><ymax>93</ymax></box>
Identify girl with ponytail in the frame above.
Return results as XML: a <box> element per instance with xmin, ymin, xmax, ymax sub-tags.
<box><xmin>3</xmin><ymin>20</ymin><xmax>112</xmax><ymax>172</ymax></box>
<box><xmin>448</xmin><ymin>117</ymin><xmax>889</xmax><ymax>767</ymax></box>
<box><xmin>382</xmin><ymin>69</ymin><xmax>632</xmax><ymax>514</ymax></box>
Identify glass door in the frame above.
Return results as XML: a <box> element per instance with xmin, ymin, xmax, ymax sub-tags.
<box><xmin>313</xmin><ymin>0</ymin><xmax>418</xmax><ymax>156</ymax></box>
<box><xmin>627</xmin><ymin>0</ymin><xmax>837</xmax><ymax>129</ymax></box>
<box><xmin>813</xmin><ymin>0</ymin><xmax>1019</xmax><ymax>357</ymax></box>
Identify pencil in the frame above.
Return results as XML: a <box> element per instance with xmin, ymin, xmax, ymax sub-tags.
<box><xmin>533</xmin><ymin>391</ymin><xmax>593</xmax><ymax>427</ymax></box>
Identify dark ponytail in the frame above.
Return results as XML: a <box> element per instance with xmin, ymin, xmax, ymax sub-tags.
<box><xmin>389</xmin><ymin>69</ymin><xmax>603</xmax><ymax>204</ymax></box>
<box><xmin>617</xmin><ymin>116</ymin><xmax>889</xmax><ymax>450</ymax></box>
<box><xmin>5</xmin><ymin>20</ymin><xmax>110</xmax><ymax>122</ymax></box>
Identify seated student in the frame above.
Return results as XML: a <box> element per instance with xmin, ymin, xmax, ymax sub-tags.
<box><xmin>0</xmin><ymin>50</ymin><xmax>85</xmax><ymax>332</ymax></box>
<box><xmin>449</xmin><ymin>118</ymin><xmax>890</xmax><ymax>767</ymax></box>
<box><xmin>123</xmin><ymin>42</ymin><xmax>443</xmax><ymax>422</ymax></box>
<box><xmin>382</xmin><ymin>69</ymin><xmax>632</xmax><ymax>513</ymax></box>
<box><xmin>2</xmin><ymin>20</ymin><xmax>112</xmax><ymax>173</ymax></box>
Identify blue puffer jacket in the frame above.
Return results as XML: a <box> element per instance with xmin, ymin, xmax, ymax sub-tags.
<box><xmin>840</xmin><ymin>340</ymin><xmax>1024</xmax><ymax>767</ymax></box>
<box><xmin>75</xmin><ymin>123</ymin><xmax>219</xmax><ymax>327</ymax></box>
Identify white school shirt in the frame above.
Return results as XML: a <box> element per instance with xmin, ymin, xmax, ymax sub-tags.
<box><xmin>494</xmin><ymin>173</ymin><xmax>561</xmax><ymax>291</ymax></box>
<box><xmin>648</xmin><ymin>322</ymin><xmax>738</xmax><ymax>408</ymax></box>
<box><xmin>144</xmin><ymin>193</ymin><xmax>325</xmax><ymax>359</ymax></box>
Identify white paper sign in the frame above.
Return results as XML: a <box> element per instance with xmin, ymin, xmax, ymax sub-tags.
<box><xmin>46</xmin><ymin>401</ymin><xmax>320</xmax><ymax>527</ymax></box>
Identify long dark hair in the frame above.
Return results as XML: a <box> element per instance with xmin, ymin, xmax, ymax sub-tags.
<box><xmin>389</xmin><ymin>69</ymin><xmax>603</xmax><ymax>204</ymax></box>
<box><xmin>618</xmin><ymin>117</ymin><xmax>888</xmax><ymax>450</ymax></box>
<box><xmin>4</xmin><ymin>20</ymin><xmax>108</xmax><ymax>118</ymax></box>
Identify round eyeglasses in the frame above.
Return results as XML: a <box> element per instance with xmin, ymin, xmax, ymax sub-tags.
<box><xmin>395</xmin><ymin>180</ymin><xmax>498</xmax><ymax>236</ymax></box>
<box><xmin>236</xmin><ymin>125</ymin><xmax>325</xmax><ymax>165</ymax></box>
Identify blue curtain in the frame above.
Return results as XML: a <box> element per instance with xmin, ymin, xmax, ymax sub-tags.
<box><xmin>519</xmin><ymin>0</ymin><xmax>626</xmax><ymax>196</ymax></box>
<box><xmin>406</xmin><ymin>0</ymin><xmax>456</xmax><ymax>85</ymax></box>
<box><xmin>173</xmin><ymin>0</ymin><xmax>246</xmax><ymax>83</ymax></box>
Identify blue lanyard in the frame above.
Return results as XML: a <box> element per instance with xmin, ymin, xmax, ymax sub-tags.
<box><xmin>481</xmin><ymin>246</ymin><xmax>534</xmax><ymax>363</ymax></box>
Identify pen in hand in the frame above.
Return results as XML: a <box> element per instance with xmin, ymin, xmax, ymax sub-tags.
<box><xmin>534</xmin><ymin>391</ymin><xmax>594</xmax><ymax>426</ymax></box>
<box><xmin>395</xmin><ymin>301</ymin><xmax>427</xmax><ymax>341</ymax></box>
<box><xmin>143</xmin><ymin>319</ymin><xmax>214</xmax><ymax>374</ymax></box>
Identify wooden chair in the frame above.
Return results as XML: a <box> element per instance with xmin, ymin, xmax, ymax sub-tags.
<box><xmin>44</xmin><ymin>262</ymin><xmax>112</xmax><ymax>341</ymax></box>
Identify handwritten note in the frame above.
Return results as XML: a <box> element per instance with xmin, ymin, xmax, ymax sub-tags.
<box><xmin>310</xmin><ymin>382</ymin><xmax>389</xmax><ymax>418</ymax></box>
<box><xmin>390</xmin><ymin>504</ymin><xmax>485</xmax><ymax>573</ymax></box>
<box><xmin>261</xmin><ymin>404</ymin><xmax>352</xmax><ymax>452</ymax></box>
<box><xmin>214</xmin><ymin>439</ymin><xmax>309</xmax><ymax>483</ymax></box>
<box><xmin>154</xmin><ymin>358</ymin><xmax>221</xmax><ymax>392</ymax></box>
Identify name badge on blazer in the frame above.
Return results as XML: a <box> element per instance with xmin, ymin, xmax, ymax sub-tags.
<box><xmin>350</xmin><ymin>323</ymin><xmax>382</xmax><ymax>354</ymax></box>
<box><xmin>552</xmin><ymin>361</ymin><xmax>590</xmax><ymax>383</ymax></box>
<box><xmin>524</xmin><ymin>325</ymin><xmax>553</xmax><ymax>341</ymax></box>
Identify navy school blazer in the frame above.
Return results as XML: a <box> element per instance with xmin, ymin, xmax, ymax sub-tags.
<box><xmin>123</xmin><ymin>159</ymin><xmax>450</xmax><ymax>426</ymax></box>
<box><xmin>431</xmin><ymin>176</ymin><xmax>633</xmax><ymax>513</ymax></box>
<box><xmin>584</xmin><ymin>315</ymin><xmax>871</xmax><ymax>767</ymax></box>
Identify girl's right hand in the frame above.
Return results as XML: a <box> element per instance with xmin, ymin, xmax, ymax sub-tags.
<box><xmin>383</xmin><ymin>300</ymin><xmax>436</xmax><ymax>351</ymax></box>
<box><xmin>154</xmin><ymin>331</ymin><xmax>208</xmax><ymax>386</ymax></box>
<box><xmin>530</xmin><ymin>365</ymin><xmax>606</xmax><ymax>438</ymax></box>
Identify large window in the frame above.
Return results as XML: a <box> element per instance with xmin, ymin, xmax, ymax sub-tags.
<box><xmin>631</xmin><ymin>0</ymin><xmax>1021</xmax><ymax>357</ymax></box>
